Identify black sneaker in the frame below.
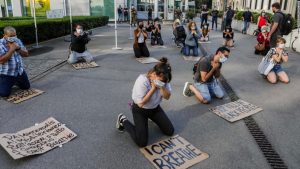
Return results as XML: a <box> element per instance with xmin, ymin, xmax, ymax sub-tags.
<box><xmin>183</xmin><ymin>82</ymin><xmax>194</xmax><ymax>97</ymax></box>
<box><xmin>116</xmin><ymin>114</ymin><xmax>126</xmax><ymax>132</ymax></box>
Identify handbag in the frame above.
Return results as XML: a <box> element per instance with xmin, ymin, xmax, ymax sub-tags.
<box><xmin>258</xmin><ymin>56</ymin><xmax>275</xmax><ymax>75</ymax></box>
<box><xmin>255</xmin><ymin>42</ymin><xmax>265</xmax><ymax>51</ymax></box>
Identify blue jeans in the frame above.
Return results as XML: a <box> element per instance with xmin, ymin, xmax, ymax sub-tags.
<box><xmin>212</xmin><ymin>16</ymin><xmax>218</xmax><ymax>29</ymax></box>
<box><xmin>194</xmin><ymin>79</ymin><xmax>224</xmax><ymax>102</ymax></box>
<box><xmin>183</xmin><ymin>45</ymin><xmax>198</xmax><ymax>56</ymax></box>
<box><xmin>0</xmin><ymin>71</ymin><xmax>30</xmax><ymax>97</ymax></box>
<box><xmin>243</xmin><ymin>21</ymin><xmax>250</xmax><ymax>32</ymax></box>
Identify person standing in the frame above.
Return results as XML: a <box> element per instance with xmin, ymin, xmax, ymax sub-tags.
<box><xmin>117</xmin><ymin>6</ymin><xmax>123</xmax><ymax>23</ymax></box>
<box><xmin>183</xmin><ymin>47</ymin><xmax>230</xmax><ymax>104</ymax></box>
<box><xmin>131</xmin><ymin>6</ymin><xmax>137</xmax><ymax>27</ymax></box>
<box><xmin>201</xmin><ymin>5</ymin><xmax>209</xmax><ymax>26</ymax></box>
<box><xmin>242</xmin><ymin>8</ymin><xmax>253</xmax><ymax>34</ymax></box>
<box><xmin>116</xmin><ymin>58</ymin><xmax>174</xmax><ymax>147</ymax></box>
<box><xmin>148</xmin><ymin>7</ymin><xmax>153</xmax><ymax>21</ymax></box>
<box><xmin>225</xmin><ymin>6</ymin><xmax>235</xmax><ymax>27</ymax></box>
<box><xmin>133</xmin><ymin>21</ymin><xmax>150</xmax><ymax>58</ymax></box>
<box><xmin>124</xmin><ymin>7</ymin><xmax>129</xmax><ymax>22</ymax></box>
<box><xmin>211</xmin><ymin>7</ymin><xmax>219</xmax><ymax>30</ymax></box>
<box><xmin>267</xmin><ymin>2</ymin><xmax>284</xmax><ymax>48</ymax></box>
<box><xmin>0</xmin><ymin>26</ymin><xmax>30</xmax><ymax>97</ymax></box>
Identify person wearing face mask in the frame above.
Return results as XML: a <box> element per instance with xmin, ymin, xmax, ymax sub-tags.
<box><xmin>0</xmin><ymin>26</ymin><xmax>30</xmax><ymax>97</ymax></box>
<box><xmin>116</xmin><ymin>57</ymin><xmax>174</xmax><ymax>147</ymax></box>
<box><xmin>268</xmin><ymin>2</ymin><xmax>284</xmax><ymax>47</ymax></box>
<box><xmin>242</xmin><ymin>7</ymin><xmax>253</xmax><ymax>34</ymax></box>
<box><xmin>183</xmin><ymin>47</ymin><xmax>230</xmax><ymax>104</ymax></box>
<box><xmin>255</xmin><ymin>26</ymin><xmax>270</xmax><ymax>55</ymax></box>
<box><xmin>68</xmin><ymin>24</ymin><xmax>93</xmax><ymax>64</ymax></box>
<box><xmin>133</xmin><ymin>21</ymin><xmax>150</xmax><ymax>58</ymax></box>
<box><xmin>257</xmin><ymin>10</ymin><xmax>268</xmax><ymax>32</ymax></box>
<box><xmin>223</xmin><ymin>26</ymin><xmax>234</xmax><ymax>48</ymax></box>
<box><xmin>201</xmin><ymin>5</ymin><xmax>209</xmax><ymax>26</ymax></box>
<box><xmin>150</xmin><ymin>20</ymin><xmax>164</xmax><ymax>46</ymax></box>
<box><xmin>183</xmin><ymin>21</ymin><xmax>201</xmax><ymax>56</ymax></box>
<box><xmin>263</xmin><ymin>37</ymin><xmax>289</xmax><ymax>84</ymax></box>
<box><xmin>200</xmin><ymin>23</ymin><xmax>210</xmax><ymax>42</ymax></box>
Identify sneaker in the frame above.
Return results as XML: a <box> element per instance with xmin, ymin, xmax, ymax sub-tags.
<box><xmin>183</xmin><ymin>82</ymin><xmax>194</xmax><ymax>97</ymax></box>
<box><xmin>116</xmin><ymin>114</ymin><xmax>127</xmax><ymax>132</ymax></box>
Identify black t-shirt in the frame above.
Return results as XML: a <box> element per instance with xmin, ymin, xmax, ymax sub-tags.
<box><xmin>71</xmin><ymin>33</ymin><xmax>89</xmax><ymax>53</ymax></box>
<box><xmin>202</xmin><ymin>8</ymin><xmax>209</xmax><ymax>18</ymax></box>
<box><xmin>243</xmin><ymin>11</ymin><xmax>252</xmax><ymax>22</ymax></box>
<box><xmin>194</xmin><ymin>55</ymin><xmax>222</xmax><ymax>83</ymax></box>
<box><xmin>211</xmin><ymin>10</ymin><xmax>219</xmax><ymax>17</ymax></box>
<box><xmin>226</xmin><ymin>9</ymin><xmax>235</xmax><ymax>20</ymax></box>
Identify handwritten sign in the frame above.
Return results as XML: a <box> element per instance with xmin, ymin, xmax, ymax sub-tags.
<box><xmin>46</xmin><ymin>9</ymin><xmax>64</xmax><ymax>19</ymax></box>
<box><xmin>209</xmin><ymin>99</ymin><xmax>263</xmax><ymax>122</ymax></box>
<box><xmin>0</xmin><ymin>117</ymin><xmax>77</xmax><ymax>159</ymax></box>
<box><xmin>140</xmin><ymin>135</ymin><xmax>209</xmax><ymax>169</ymax></box>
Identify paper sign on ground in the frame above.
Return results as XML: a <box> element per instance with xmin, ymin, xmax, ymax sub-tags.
<box><xmin>72</xmin><ymin>61</ymin><xmax>99</xmax><ymax>69</ymax></box>
<box><xmin>140</xmin><ymin>135</ymin><xmax>209</xmax><ymax>169</ymax></box>
<box><xmin>0</xmin><ymin>117</ymin><xmax>77</xmax><ymax>159</ymax></box>
<box><xmin>209</xmin><ymin>99</ymin><xmax>263</xmax><ymax>122</ymax></box>
<box><xmin>3</xmin><ymin>88</ymin><xmax>44</xmax><ymax>104</ymax></box>
<box><xmin>136</xmin><ymin>57</ymin><xmax>160</xmax><ymax>64</ymax></box>
<box><xmin>198</xmin><ymin>41</ymin><xmax>211</xmax><ymax>44</ymax></box>
<box><xmin>151</xmin><ymin>46</ymin><xmax>167</xmax><ymax>49</ymax></box>
<box><xmin>182</xmin><ymin>56</ymin><xmax>201</xmax><ymax>62</ymax></box>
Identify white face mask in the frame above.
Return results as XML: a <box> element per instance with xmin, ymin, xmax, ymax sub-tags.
<box><xmin>6</xmin><ymin>36</ymin><xmax>17</xmax><ymax>42</ymax></box>
<box><xmin>262</xmin><ymin>29</ymin><xmax>266</xmax><ymax>33</ymax></box>
<box><xmin>278</xmin><ymin>44</ymin><xmax>285</xmax><ymax>49</ymax></box>
<box><xmin>219</xmin><ymin>55</ymin><xmax>228</xmax><ymax>63</ymax></box>
<box><xmin>76</xmin><ymin>29</ymin><xmax>83</xmax><ymax>34</ymax></box>
<box><xmin>262</xmin><ymin>13</ymin><xmax>265</xmax><ymax>16</ymax></box>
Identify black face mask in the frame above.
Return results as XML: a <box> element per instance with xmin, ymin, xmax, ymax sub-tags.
<box><xmin>139</xmin><ymin>25</ymin><xmax>143</xmax><ymax>29</ymax></box>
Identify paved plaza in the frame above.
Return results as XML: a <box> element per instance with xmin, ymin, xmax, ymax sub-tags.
<box><xmin>0</xmin><ymin>21</ymin><xmax>300</xmax><ymax>169</ymax></box>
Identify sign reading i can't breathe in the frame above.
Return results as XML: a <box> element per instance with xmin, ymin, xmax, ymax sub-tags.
<box><xmin>140</xmin><ymin>135</ymin><xmax>209</xmax><ymax>169</ymax></box>
<box><xmin>0</xmin><ymin>117</ymin><xmax>77</xmax><ymax>159</ymax></box>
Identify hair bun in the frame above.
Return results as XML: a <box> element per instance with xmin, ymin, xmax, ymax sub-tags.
<box><xmin>160</xmin><ymin>57</ymin><xmax>168</xmax><ymax>64</ymax></box>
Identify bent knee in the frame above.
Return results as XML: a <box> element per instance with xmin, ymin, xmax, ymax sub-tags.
<box><xmin>0</xmin><ymin>91</ymin><xmax>11</xmax><ymax>97</ymax></box>
<box><xmin>164</xmin><ymin>126</ymin><xmax>174</xmax><ymax>136</ymax></box>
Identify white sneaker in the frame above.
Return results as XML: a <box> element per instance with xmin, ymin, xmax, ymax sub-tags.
<box><xmin>183</xmin><ymin>82</ymin><xmax>194</xmax><ymax>97</ymax></box>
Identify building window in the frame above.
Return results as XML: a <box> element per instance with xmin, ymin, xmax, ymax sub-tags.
<box><xmin>250</xmin><ymin>0</ymin><xmax>252</xmax><ymax>9</ymax></box>
<box><xmin>283</xmin><ymin>0</ymin><xmax>288</xmax><ymax>10</ymax></box>
<box><xmin>268</xmin><ymin>0</ymin><xmax>271</xmax><ymax>9</ymax></box>
<box><xmin>261</xmin><ymin>0</ymin><xmax>264</xmax><ymax>10</ymax></box>
<box><xmin>255</xmin><ymin>0</ymin><xmax>258</xmax><ymax>9</ymax></box>
<box><xmin>279</xmin><ymin>0</ymin><xmax>283</xmax><ymax>9</ymax></box>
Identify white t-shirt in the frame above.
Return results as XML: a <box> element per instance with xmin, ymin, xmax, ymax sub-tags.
<box><xmin>132</xmin><ymin>74</ymin><xmax>172</xmax><ymax>109</ymax></box>
<box><xmin>138</xmin><ymin>33</ymin><xmax>145</xmax><ymax>43</ymax></box>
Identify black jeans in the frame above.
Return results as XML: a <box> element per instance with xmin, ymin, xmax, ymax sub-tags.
<box><xmin>212</xmin><ymin>16</ymin><xmax>218</xmax><ymax>29</ymax></box>
<box><xmin>134</xmin><ymin>43</ymin><xmax>150</xmax><ymax>58</ymax></box>
<box><xmin>0</xmin><ymin>71</ymin><xmax>30</xmax><ymax>97</ymax></box>
<box><xmin>123</xmin><ymin>103</ymin><xmax>174</xmax><ymax>147</ymax></box>
<box><xmin>151</xmin><ymin>33</ymin><xmax>164</xmax><ymax>46</ymax></box>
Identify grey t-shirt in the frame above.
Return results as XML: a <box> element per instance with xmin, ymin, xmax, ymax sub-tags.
<box><xmin>132</xmin><ymin>74</ymin><xmax>171</xmax><ymax>109</ymax></box>
<box><xmin>272</xmin><ymin>11</ymin><xmax>284</xmax><ymax>36</ymax></box>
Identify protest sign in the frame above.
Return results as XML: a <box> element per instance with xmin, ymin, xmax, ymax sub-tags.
<box><xmin>0</xmin><ymin>117</ymin><xmax>77</xmax><ymax>159</ymax></box>
<box><xmin>140</xmin><ymin>135</ymin><xmax>209</xmax><ymax>169</ymax></box>
<box><xmin>209</xmin><ymin>99</ymin><xmax>263</xmax><ymax>122</ymax></box>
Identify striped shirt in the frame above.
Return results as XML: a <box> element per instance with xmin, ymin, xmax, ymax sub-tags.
<box><xmin>0</xmin><ymin>38</ymin><xmax>25</xmax><ymax>76</ymax></box>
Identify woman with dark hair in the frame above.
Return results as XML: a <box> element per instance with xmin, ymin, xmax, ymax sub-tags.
<box><xmin>257</xmin><ymin>10</ymin><xmax>267</xmax><ymax>32</ymax></box>
<box><xmin>116</xmin><ymin>57</ymin><xmax>174</xmax><ymax>147</ymax></box>
<box><xmin>133</xmin><ymin>21</ymin><xmax>150</xmax><ymax>58</ymax></box>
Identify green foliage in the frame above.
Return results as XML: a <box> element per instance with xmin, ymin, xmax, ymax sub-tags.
<box><xmin>0</xmin><ymin>16</ymin><xmax>109</xmax><ymax>44</ymax></box>
<box><xmin>186</xmin><ymin>10</ymin><xmax>196</xmax><ymax>19</ymax></box>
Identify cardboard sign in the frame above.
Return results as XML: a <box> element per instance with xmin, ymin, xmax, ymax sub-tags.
<box><xmin>3</xmin><ymin>89</ymin><xmax>44</xmax><ymax>104</ymax></box>
<box><xmin>209</xmin><ymin>99</ymin><xmax>263</xmax><ymax>122</ymax></box>
<box><xmin>0</xmin><ymin>117</ymin><xmax>77</xmax><ymax>159</ymax></box>
<box><xmin>72</xmin><ymin>61</ymin><xmax>99</xmax><ymax>69</ymax></box>
<box><xmin>182</xmin><ymin>56</ymin><xmax>201</xmax><ymax>62</ymax></box>
<box><xmin>136</xmin><ymin>57</ymin><xmax>160</xmax><ymax>64</ymax></box>
<box><xmin>140</xmin><ymin>135</ymin><xmax>209</xmax><ymax>169</ymax></box>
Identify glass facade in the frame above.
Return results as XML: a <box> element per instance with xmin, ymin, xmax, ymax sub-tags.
<box><xmin>90</xmin><ymin>0</ymin><xmax>114</xmax><ymax>18</ymax></box>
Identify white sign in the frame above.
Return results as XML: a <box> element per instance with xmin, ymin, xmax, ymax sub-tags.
<box><xmin>0</xmin><ymin>117</ymin><xmax>77</xmax><ymax>159</ymax></box>
<box><xmin>209</xmin><ymin>99</ymin><xmax>263</xmax><ymax>122</ymax></box>
<box><xmin>46</xmin><ymin>9</ymin><xmax>64</xmax><ymax>19</ymax></box>
<box><xmin>140</xmin><ymin>135</ymin><xmax>209</xmax><ymax>169</ymax></box>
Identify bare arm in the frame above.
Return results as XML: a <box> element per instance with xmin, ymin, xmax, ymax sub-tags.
<box><xmin>160</xmin><ymin>86</ymin><xmax>171</xmax><ymax>100</ymax></box>
<box><xmin>268</xmin><ymin>22</ymin><xmax>279</xmax><ymax>40</ymax></box>
<box><xmin>18</xmin><ymin>48</ymin><xmax>29</xmax><ymax>57</ymax></box>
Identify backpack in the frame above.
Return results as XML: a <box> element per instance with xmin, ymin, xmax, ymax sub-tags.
<box><xmin>276</xmin><ymin>12</ymin><xmax>293</xmax><ymax>35</ymax></box>
<box><xmin>176</xmin><ymin>26</ymin><xmax>186</xmax><ymax>38</ymax></box>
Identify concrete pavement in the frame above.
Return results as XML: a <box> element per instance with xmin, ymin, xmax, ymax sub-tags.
<box><xmin>0</xmin><ymin>21</ymin><xmax>299</xmax><ymax>169</ymax></box>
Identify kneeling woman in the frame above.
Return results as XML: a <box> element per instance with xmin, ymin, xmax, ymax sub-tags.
<box><xmin>133</xmin><ymin>21</ymin><xmax>150</xmax><ymax>58</ymax></box>
<box><xmin>116</xmin><ymin>58</ymin><xmax>174</xmax><ymax>147</ymax></box>
<box><xmin>265</xmin><ymin>37</ymin><xmax>289</xmax><ymax>84</ymax></box>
